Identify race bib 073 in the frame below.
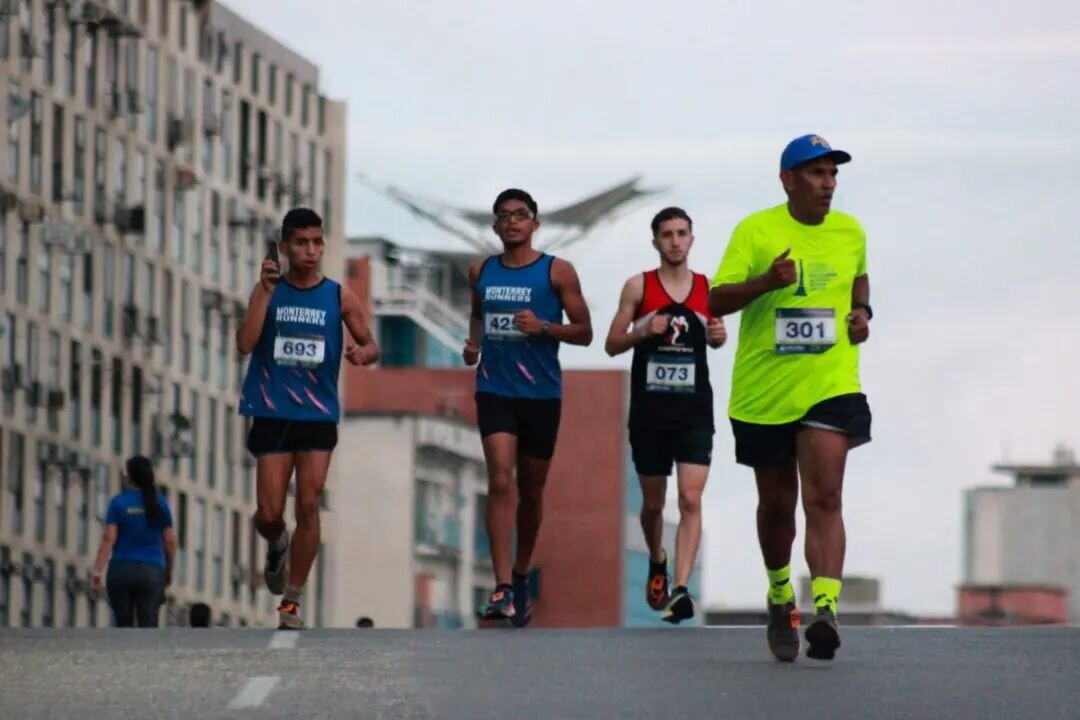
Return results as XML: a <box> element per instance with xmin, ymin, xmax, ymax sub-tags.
<box><xmin>273</xmin><ymin>335</ymin><xmax>326</xmax><ymax>366</ymax></box>
<box><xmin>774</xmin><ymin>308</ymin><xmax>836</xmax><ymax>354</ymax></box>
<box><xmin>485</xmin><ymin>311</ymin><xmax>527</xmax><ymax>340</ymax></box>
<box><xmin>646</xmin><ymin>356</ymin><xmax>696</xmax><ymax>393</ymax></box>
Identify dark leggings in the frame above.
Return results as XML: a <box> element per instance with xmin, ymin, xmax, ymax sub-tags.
<box><xmin>106</xmin><ymin>560</ymin><xmax>165</xmax><ymax>628</ymax></box>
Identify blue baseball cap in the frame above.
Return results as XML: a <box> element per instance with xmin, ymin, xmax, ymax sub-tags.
<box><xmin>780</xmin><ymin>134</ymin><xmax>852</xmax><ymax>171</ymax></box>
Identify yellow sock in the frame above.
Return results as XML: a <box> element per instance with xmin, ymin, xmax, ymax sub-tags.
<box><xmin>811</xmin><ymin>576</ymin><xmax>842</xmax><ymax>614</ymax></box>
<box><xmin>766</xmin><ymin>565</ymin><xmax>795</xmax><ymax>605</ymax></box>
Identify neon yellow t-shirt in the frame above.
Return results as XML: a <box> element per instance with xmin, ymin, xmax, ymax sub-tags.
<box><xmin>710</xmin><ymin>204</ymin><xmax>867</xmax><ymax>425</ymax></box>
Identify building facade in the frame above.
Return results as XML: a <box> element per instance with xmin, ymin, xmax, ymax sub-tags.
<box><xmin>0</xmin><ymin>0</ymin><xmax>346</xmax><ymax>628</ymax></box>
<box><xmin>962</xmin><ymin>446</ymin><xmax>1080</xmax><ymax>623</ymax></box>
<box><xmin>330</xmin><ymin>242</ymin><xmax>702</xmax><ymax>628</ymax></box>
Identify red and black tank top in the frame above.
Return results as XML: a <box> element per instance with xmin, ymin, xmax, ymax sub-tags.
<box><xmin>628</xmin><ymin>270</ymin><xmax>715</xmax><ymax>431</ymax></box>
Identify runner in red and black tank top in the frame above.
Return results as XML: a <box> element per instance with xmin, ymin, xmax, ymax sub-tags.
<box><xmin>628</xmin><ymin>270</ymin><xmax>714</xmax><ymax>432</ymax></box>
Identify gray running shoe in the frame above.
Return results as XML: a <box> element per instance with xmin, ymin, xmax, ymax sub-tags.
<box><xmin>766</xmin><ymin>599</ymin><xmax>801</xmax><ymax>663</ymax></box>
<box><xmin>805</xmin><ymin>606</ymin><xmax>841</xmax><ymax>660</ymax></box>
<box><xmin>264</xmin><ymin>530</ymin><xmax>290</xmax><ymax>595</ymax></box>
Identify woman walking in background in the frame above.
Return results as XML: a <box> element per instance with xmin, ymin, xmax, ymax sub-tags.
<box><xmin>91</xmin><ymin>456</ymin><xmax>176</xmax><ymax>628</ymax></box>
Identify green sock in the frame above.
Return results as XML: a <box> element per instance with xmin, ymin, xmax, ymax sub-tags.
<box><xmin>811</xmin><ymin>576</ymin><xmax>842</xmax><ymax>614</ymax></box>
<box><xmin>766</xmin><ymin>565</ymin><xmax>795</xmax><ymax>605</ymax></box>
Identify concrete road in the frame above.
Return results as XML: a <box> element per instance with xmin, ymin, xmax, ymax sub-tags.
<box><xmin>1</xmin><ymin>626</ymin><xmax>1077</xmax><ymax>719</ymax></box>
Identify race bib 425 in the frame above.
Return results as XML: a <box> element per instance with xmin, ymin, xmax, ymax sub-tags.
<box><xmin>775</xmin><ymin>308</ymin><xmax>836</xmax><ymax>354</ymax></box>
<box><xmin>485</xmin><ymin>311</ymin><xmax>527</xmax><ymax>340</ymax></box>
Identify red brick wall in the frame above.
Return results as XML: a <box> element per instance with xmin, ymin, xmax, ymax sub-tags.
<box><xmin>957</xmin><ymin>585</ymin><xmax>1068</xmax><ymax>625</ymax></box>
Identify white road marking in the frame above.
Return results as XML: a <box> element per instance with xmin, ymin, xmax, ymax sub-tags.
<box><xmin>268</xmin><ymin>631</ymin><xmax>299</xmax><ymax>649</ymax></box>
<box><xmin>227</xmin><ymin>676</ymin><xmax>281</xmax><ymax>710</ymax></box>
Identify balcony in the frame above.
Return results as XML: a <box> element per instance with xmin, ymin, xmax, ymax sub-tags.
<box><xmin>373</xmin><ymin>285</ymin><xmax>469</xmax><ymax>356</ymax></box>
<box><xmin>414</xmin><ymin>515</ymin><xmax>461</xmax><ymax>560</ymax></box>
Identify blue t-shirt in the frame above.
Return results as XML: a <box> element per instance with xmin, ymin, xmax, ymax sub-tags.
<box><xmin>106</xmin><ymin>489</ymin><xmax>173</xmax><ymax>568</ymax></box>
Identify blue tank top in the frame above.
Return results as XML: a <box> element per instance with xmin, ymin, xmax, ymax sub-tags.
<box><xmin>476</xmin><ymin>253</ymin><xmax>563</xmax><ymax>399</ymax></box>
<box><xmin>239</xmin><ymin>277</ymin><xmax>344</xmax><ymax>422</ymax></box>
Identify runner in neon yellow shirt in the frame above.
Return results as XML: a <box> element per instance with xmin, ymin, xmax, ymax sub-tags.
<box><xmin>709</xmin><ymin>134</ymin><xmax>873</xmax><ymax>663</ymax></box>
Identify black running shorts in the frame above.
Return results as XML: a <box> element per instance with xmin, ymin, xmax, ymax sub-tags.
<box><xmin>730</xmin><ymin>392</ymin><xmax>872</xmax><ymax>468</ymax></box>
<box><xmin>246</xmin><ymin>417</ymin><xmax>339</xmax><ymax>456</ymax></box>
<box><xmin>629</xmin><ymin>425</ymin><xmax>714</xmax><ymax>477</ymax></box>
<box><xmin>475</xmin><ymin>392</ymin><xmax>561</xmax><ymax>460</ymax></box>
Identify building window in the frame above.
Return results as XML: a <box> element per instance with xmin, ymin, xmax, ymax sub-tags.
<box><xmin>65</xmin><ymin>18</ymin><xmax>77</xmax><ymax>97</ymax></box>
<box><xmin>51</xmin><ymin>104</ymin><xmax>64</xmax><ymax>203</ymax></box>
<box><xmin>7</xmin><ymin>82</ymin><xmax>20</xmax><ymax>184</ymax></box>
<box><xmin>154</xmin><ymin>159</ymin><xmax>166</xmax><ymax>255</ymax></box>
<box><xmin>102</xmin><ymin>243</ymin><xmax>115</xmax><ymax>338</ymax></box>
<box><xmin>84</xmin><ymin>28</ymin><xmax>98</xmax><ymax>108</ymax></box>
<box><xmin>131</xmin><ymin>364</ymin><xmax>143</xmax><ymax>455</ymax></box>
<box><xmin>176</xmin><ymin>491</ymin><xmax>188</xmax><ymax>585</ymax></box>
<box><xmin>0</xmin><ymin>216</ymin><xmax>6</xmax><ymax>297</ymax></box>
<box><xmin>268</xmin><ymin>63</ymin><xmax>277</xmax><ymax>105</ymax></box>
<box><xmin>199</xmin><ymin>306</ymin><xmax>210</xmax><ymax>381</ymax></box>
<box><xmin>161</xmin><ymin>270</ymin><xmax>173</xmax><ymax>363</ymax></box>
<box><xmin>178</xmin><ymin>3</ymin><xmax>187</xmax><ymax>50</ymax></box>
<box><xmin>54</xmin><ymin>463</ymin><xmax>68</xmax><ymax>549</ymax></box>
<box><xmin>0</xmin><ymin>549</ymin><xmax>11</xmax><ymax>627</ymax></box>
<box><xmin>194</xmin><ymin>498</ymin><xmax>206</xmax><ymax>591</ymax></box>
<box><xmin>211</xmin><ymin>193</ymin><xmax>223</xmax><ymax>283</ymax></box>
<box><xmin>187</xmin><ymin>389</ymin><xmax>198</xmax><ymax>478</ymax></box>
<box><xmin>90</xmin><ymin>348</ymin><xmax>103</xmax><ymax>447</ymax></box>
<box><xmin>212</xmin><ymin>504</ymin><xmax>224</xmax><ymax>597</ymax></box>
<box><xmin>180</xmin><ymin>280</ymin><xmax>191</xmax><ymax>374</ymax></box>
<box><xmin>301</xmin><ymin>84</ymin><xmax>311</xmax><ymax>128</ymax></box>
<box><xmin>37</xmin><ymin>240</ymin><xmax>51</xmax><ymax>315</ymax></box>
<box><xmin>47</xmin><ymin>332</ymin><xmax>60</xmax><ymax>433</ymax></box>
<box><xmin>25</xmin><ymin>321</ymin><xmax>38</xmax><ymax>425</ymax></box>
<box><xmin>191</xmin><ymin>187</ymin><xmax>203</xmax><ymax>273</ymax></box>
<box><xmin>111</xmin><ymin>357</ymin><xmax>124</xmax><ymax>455</ymax></box>
<box><xmin>76</xmin><ymin>468</ymin><xmax>89</xmax><ymax>555</ymax></box>
<box><xmin>206</xmin><ymin>399</ymin><xmax>217</xmax><ymax>487</ymax></box>
<box><xmin>230</xmin><ymin>510</ymin><xmax>241</xmax><ymax>600</ymax></box>
<box><xmin>71</xmin><ymin>117</ymin><xmax>85</xmax><ymax>217</ymax></box>
<box><xmin>284</xmin><ymin>73</ymin><xmax>293</xmax><ymax>116</ymax></box>
<box><xmin>42</xmin><ymin>559</ymin><xmax>55</xmax><ymax>627</ymax></box>
<box><xmin>81</xmin><ymin>250</ymin><xmax>92</xmax><ymax>330</ymax></box>
<box><xmin>69</xmin><ymin>340</ymin><xmax>82</xmax><ymax>440</ymax></box>
<box><xmin>145</xmin><ymin>46</ymin><xmax>158</xmax><ymax>143</ymax></box>
<box><xmin>6</xmin><ymin>432</ymin><xmax>25</xmax><ymax>535</ymax></box>
<box><xmin>59</xmin><ymin>253</ymin><xmax>73</xmax><ymax>324</ymax></box>
<box><xmin>34</xmin><ymin>444</ymin><xmax>48</xmax><ymax>543</ymax></box>
<box><xmin>92</xmin><ymin>125</ymin><xmax>106</xmax><ymax>216</ymax></box>
<box><xmin>64</xmin><ymin>565</ymin><xmax>77</xmax><ymax>627</ymax></box>
<box><xmin>112</xmin><ymin>137</ymin><xmax>127</xmax><ymax>207</ymax></box>
<box><xmin>20</xmin><ymin>553</ymin><xmax>33</xmax><ymax>627</ymax></box>
<box><xmin>30</xmin><ymin>93</ymin><xmax>42</xmax><ymax>195</ymax></box>
<box><xmin>220</xmin><ymin>89</ymin><xmax>232</xmax><ymax>181</ymax></box>
<box><xmin>15</xmin><ymin>222</ymin><xmax>28</xmax><ymax>304</ymax></box>
<box><xmin>202</xmin><ymin>79</ymin><xmax>214</xmax><ymax>174</ymax></box>
<box><xmin>218</xmin><ymin>316</ymin><xmax>228</xmax><ymax>389</ymax></box>
<box><xmin>251</xmin><ymin>53</ymin><xmax>260</xmax><ymax>95</ymax></box>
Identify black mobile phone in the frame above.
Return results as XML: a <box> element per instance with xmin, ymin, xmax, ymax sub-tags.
<box><xmin>266</xmin><ymin>239</ymin><xmax>280</xmax><ymax>265</ymax></box>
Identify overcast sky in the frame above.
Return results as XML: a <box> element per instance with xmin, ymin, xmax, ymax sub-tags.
<box><xmin>224</xmin><ymin>0</ymin><xmax>1080</xmax><ymax>615</ymax></box>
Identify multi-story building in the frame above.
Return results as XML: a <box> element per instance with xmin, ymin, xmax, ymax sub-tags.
<box><xmin>322</xmin><ymin>238</ymin><xmax>702</xmax><ymax>628</ymax></box>
<box><xmin>961</xmin><ymin>445</ymin><xmax>1080</xmax><ymax>623</ymax></box>
<box><xmin>0</xmin><ymin>0</ymin><xmax>346</xmax><ymax>628</ymax></box>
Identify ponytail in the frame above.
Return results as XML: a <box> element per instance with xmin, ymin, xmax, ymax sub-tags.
<box><xmin>126</xmin><ymin>455</ymin><xmax>163</xmax><ymax>527</ymax></box>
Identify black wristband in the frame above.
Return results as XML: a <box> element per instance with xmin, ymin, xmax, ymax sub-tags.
<box><xmin>852</xmin><ymin>302</ymin><xmax>873</xmax><ymax>320</ymax></box>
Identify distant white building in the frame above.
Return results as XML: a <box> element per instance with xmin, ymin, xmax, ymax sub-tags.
<box><xmin>322</xmin><ymin>413</ymin><xmax>490</xmax><ymax>629</ymax></box>
<box><xmin>962</xmin><ymin>445</ymin><xmax>1080</xmax><ymax>622</ymax></box>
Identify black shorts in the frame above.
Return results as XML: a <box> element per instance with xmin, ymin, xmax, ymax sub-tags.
<box><xmin>629</xmin><ymin>425</ymin><xmax>714</xmax><ymax>477</ymax></box>
<box><xmin>475</xmin><ymin>392</ymin><xmax>561</xmax><ymax>460</ymax></box>
<box><xmin>246</xmin><ymin>417</ymin><xmax>339</xmax><ymax>456</ymax></box>
<box><xmin>730</xmin><ymin>393</ymin><xmax>872</xmax><ymax>468</ymax></box>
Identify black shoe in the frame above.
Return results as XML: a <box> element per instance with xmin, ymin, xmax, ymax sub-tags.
<box><xmin>511</xmin><ymin>571</ymin><xmax>533</xmax><ymax>628</ymax></box>
<box><xmin>662</xmin><ymin>586</ymin><xmax>695</xmax><ymax>625</ymax></box>
<box><xmin>766</xmin><ymin>599</ymin><xmax>800</xmax><ymax>663</ymax></box>
<box><xmin>805</xmin><ymin>606</ymin><xmax>841</xmax><ymax>660</ymax></box>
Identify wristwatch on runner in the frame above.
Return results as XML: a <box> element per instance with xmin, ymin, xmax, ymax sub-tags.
<box><xmin>541</xmin><ymin>321</ymin><xmax>551</xmax><ymax>335</ymax></box>
<box><xmin>851</xmin><ymin>302</ymin><xmax>873</xmax><ymax>320</ymax></box>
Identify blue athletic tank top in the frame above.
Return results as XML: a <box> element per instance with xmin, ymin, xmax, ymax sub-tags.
<box><xmin>476</xmin><ymin>253</ymin><xmax>563</xmax><ymax>400</ymax></box>
<box><xmin>239</xmin><ymin>277</ymin><xmax>344</xmax><ymax>422</ymax></box>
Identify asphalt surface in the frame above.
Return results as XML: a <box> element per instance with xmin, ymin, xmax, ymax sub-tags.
<box><xmin>1</xmin><ymin>626</ymin><xmax>1077</xmax><ymax>719</ymax></box>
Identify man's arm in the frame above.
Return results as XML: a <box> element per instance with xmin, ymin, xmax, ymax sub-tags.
<box><xmin>604</xmin><ymin>274</ymin><xmax>648</xmax><ymax>357</ymax></box>
<box><xmin>468</xmin><ymin>260</ymin><xmax>483</xmax><ymax>344</ymax></box>
<box><xmin>547</xmin><ymin>258</ymin><xmax>593</xmax><ymax>346</ymax></box>
<box><xmin>341</xmin><ymin>286</ymin><xmax>380</xmax><ymax>365</ymax></box>
<box><xmin>852</xmin><ymin>274</ymin><xmax>870</xmax><ymax>309</ymax></box>
<box><xmin>235</xmin><ymin>283</ymin><xmax>273</xmax><ymax>355</ymax></box>
<box><xmin>708</xmin><ymin>248</ymin><xmax>795</xmax><ymax>317</ymax></box>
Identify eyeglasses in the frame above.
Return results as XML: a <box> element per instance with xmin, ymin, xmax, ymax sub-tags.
<box><xmin>495</xmin><ymin>209</ymin><xmax>534</xmax><ymax>223</ymax></box>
